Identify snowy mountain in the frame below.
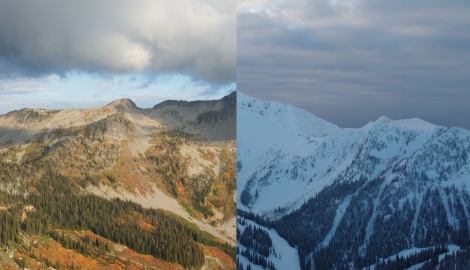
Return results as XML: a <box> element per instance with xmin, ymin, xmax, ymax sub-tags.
<box><xmin>236</xmin><ymin>92</ymin><xmax>470</xmax><ymax>270</ymax></box>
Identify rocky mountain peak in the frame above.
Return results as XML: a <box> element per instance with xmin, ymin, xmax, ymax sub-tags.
<box><xmin>108</xmin><ymin>98</ymin><xmax>138</xmax><ymax>110</ymax></box>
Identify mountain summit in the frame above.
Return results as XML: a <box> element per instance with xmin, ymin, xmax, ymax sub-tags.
<box><xmin>372</xmin><ymin>115</ymin><xmax>436</xmax><ymax>130</ymax></box>
<box><xmin>108</xmin><ymin>98</ymin><xmax>138</xmax><ymax>110</ymax></box>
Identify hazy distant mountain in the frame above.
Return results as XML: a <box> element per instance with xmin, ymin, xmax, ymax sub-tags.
<box><xmin>0</xmin><ymin>93</ymin><xmax>236</xmax><ymax>269</ymax></box>
<box><xmin>237</xmin><ymin>92</ymin><xmax>470</xmax><ymax>270</ymax></box>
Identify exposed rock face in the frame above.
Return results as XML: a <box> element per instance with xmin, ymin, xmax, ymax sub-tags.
<box><xmin>108</xmin><ymin>98</ymin><xmax>138</xmax><ymax>111</ymax></box>
<box><xmin>146</xmin><ymin>91</ymin><xmax>236</xmax><ymax>141</ymax></box>
<box><xmin>196</xmin><ymin>92</ymin><xmax>236</xmax><ymax>124</ymax></box>
<box><xmin>2</xmin><ymin>108</ymin><xmax>60</xmax><ymax>127</ymax></box>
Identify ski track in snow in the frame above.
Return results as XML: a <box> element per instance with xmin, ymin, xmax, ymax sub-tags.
<box><xmin>320</xmin><ymin>196</ymin><xmax>351</xmax><ymax>249</ymax></box>
<box><xmin>459</xmin><ymin>193</ymin><xmax>470</xmax><ymax>235</ymax></box>
<box><xmin>363</xmin><ymin>245</ymin><xmax>461</xmax><ymax>270</ymax></box>
<box><xmin>438</xmin><ymin>187</ymin><xmax>456</xmax><ymax>228</ymax></box>
<box><xmin>359</xmin><ymin>175</ymin><xmax>392</xmax><ymax>255</ymax></box>
<box><xmin>410</xmin><ymin>181</ymin><xmax>426</xmax><ymax>247</ymax></box>
<box><xmin>238</xmin><ymin>219</ymin><xmax>301</xmax><ymax>270</ymax></box>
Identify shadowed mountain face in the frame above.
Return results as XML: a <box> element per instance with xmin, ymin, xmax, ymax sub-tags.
<box><xmin>0</xmin><ymin>93</ymin><xmax>236</xmax><ymax>248</ymax></box>
<box><xmin>148</xmin><ymin>91</ymin><xmax>236</xmax><ymax>141</ymax></box>
<box><xmin>236</xmin><ymin>92</ymin><xmax>470</xmax><ymax>270</ymax></box>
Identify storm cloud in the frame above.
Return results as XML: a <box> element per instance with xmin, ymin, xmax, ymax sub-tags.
<box><xmin>0</xmin><ymin>0</ymin><xmax>235</xmax><ymax>83</ymax></box>
<box><xmin>238</xmin><ymin>0</ymin><xmax>470</xmax><ymax>129</ymax></box>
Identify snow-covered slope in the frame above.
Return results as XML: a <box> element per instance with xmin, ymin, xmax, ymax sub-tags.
<box><xmin>237</xmin><ymin>92</ymin><xmax>339</xmax><ymax>157</ymax></box>
<box><xmin>237</xmin><ymin>92</ymin><xmax>341</xmax><ymax>214</ymax></box>
<box><xmin>236</xmin><ymin>92</ymin><xmax>470</xmax><ymax>270</ymax></box>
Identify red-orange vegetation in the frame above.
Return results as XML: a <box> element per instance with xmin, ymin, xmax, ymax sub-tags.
<box><xmin>32</xmin><ymin>240</ymin><xmax>105</xmax><ymax>269</ymax></box>
<box><xmin>207</xmin><ymin>151</ymin><xmax>216</xmax><ymax>160</ymax></box>
<box><xmin>114</xmin><ymin>142</ymin><xmax>153</xmax><ymax>195</ymax></box>
<box><xmin>129</xmin><ymin>212</ymin><xmax>157</xmax><ymax>232</ymax></box>
<box><xmin>118</xmin><ymin>244</ymin><xmax>184</xmax><ymax>270</ymax></box>
<box><xmin>202</xmin><ymin>245</ymin><xmax>236</xmax><ymax>269</ymax></box>
<box><xmin>177</xmin><ymin>181</ymin><xmax>185</xmax><ymax>196</ymax></box>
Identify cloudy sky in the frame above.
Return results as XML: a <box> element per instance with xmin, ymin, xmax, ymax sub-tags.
<box><xmin>0</xmin><ymin>0</ymin><xmax>235</xmax><ymax>113</ymax></box>
<box><xmin>238</xmin><ymin>0</ymin><xmax>470</xmax><ymax>129</ymax></box>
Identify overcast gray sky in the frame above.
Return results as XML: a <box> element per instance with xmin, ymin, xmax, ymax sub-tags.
<box><xmin>238</xmin><ymin>0</ymin><xmax>470</xmax><ymax>130</ymax></box>
<box><xmin>0</xmin><ymin>0</ymin><xmax>235</xmax><ymax>113</ymax></box>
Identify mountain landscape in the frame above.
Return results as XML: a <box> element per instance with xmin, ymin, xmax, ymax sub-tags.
<box><xmin>0</xmin><ymin>92</ymin><xmax>236</xmax><ymax>269</ymax></box>
<box><xmin>236</xmin><ymin>92</ymin><xmax>470</xmax><ymax>270</ymax></box>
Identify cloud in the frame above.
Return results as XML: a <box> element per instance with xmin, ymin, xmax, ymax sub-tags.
<box><xmin>237</xmin><ymin>0</ymin><xmax>470</xmax><ymax>129</ymax></box>
<box><xmin>0</xmin><ymin>0</ymin><xmax>235</xmax><ymax>83</ymax></box>
<box><xmin>0</xmin><ymin>75</ymin><xmax>59</xmax><ymax>96</ymax></box>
